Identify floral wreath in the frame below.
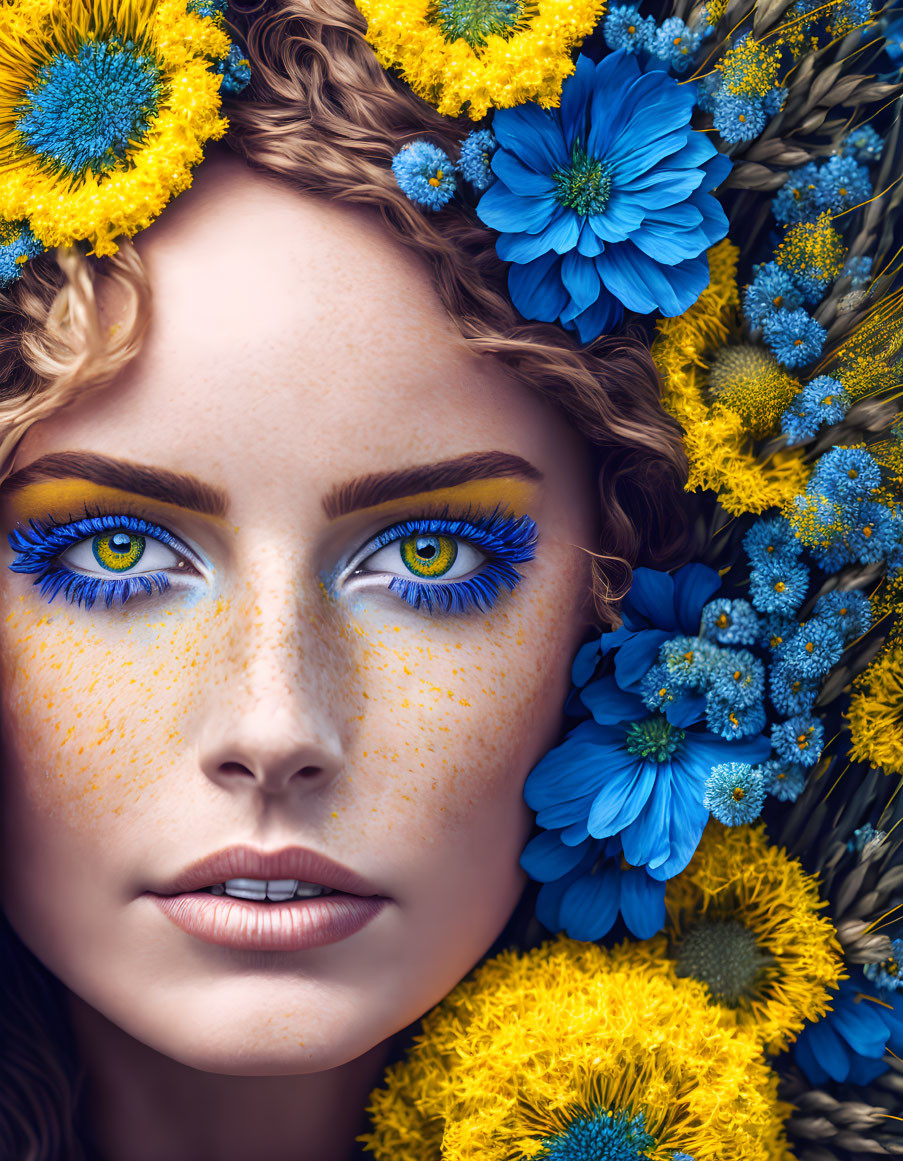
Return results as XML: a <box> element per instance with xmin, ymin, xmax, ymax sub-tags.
<box><xmin>3</xmin><ymin>0</ymin><xmax>903</xmax><ymax>1156</ymax></box>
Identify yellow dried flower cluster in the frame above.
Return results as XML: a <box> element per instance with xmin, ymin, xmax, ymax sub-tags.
<box><xmin>635</xmin><ymin>823</ymin><xmax>845</xmax><ymax>1055</ymax></box>
<box><xmin>360</xmin><ymin>935</ymin><xmax>793</xmax><ymax>1161</ymax></box>
<box><xmin>708</xmin><ymin>343</ymin><xmax>800</xmax><ymax>438</ymax></box>
<box><xmin>847</xmin><ymin>642</ymin><xmax>903</xmax><ymax>774</ymax></box>
<box><xmin>355</xmin><ymin>0</ymin><xmax>604</xmax><ymax>119</ymax></box>
<box><xmin>718</xmin><ymin>35</ymin><xmax>782</xmax><ymax>97</ymax></box>
<box><xmin>775</xmin><ymin>214</ymin><xmax>845</xmax><ymax>295</ymax></box>
<box><xmin>654</xmin><ymin>240</ymin><xmax>810</xmax><ymax>515</ymax></box>
<box><xmin>824</xmin><ymin>291</ymin><xmax>903</xmax><ymax>402</ymax></box>
<box><xmin>0</xmin><ymin>0</ymin><xmax>230</xmax><ymax>256</ymax></box>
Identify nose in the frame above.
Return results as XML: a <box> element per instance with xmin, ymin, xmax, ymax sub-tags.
<box><xmin>196</xmin><ymin>558</ymin><xmax>347</xmax><ymax>797</ymax></box>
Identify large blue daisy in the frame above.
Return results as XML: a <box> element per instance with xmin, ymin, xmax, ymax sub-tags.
<box><xmin>477</xmin><ymin>51</ymin><xmax>731</xmax><ymax>341</ymax></box>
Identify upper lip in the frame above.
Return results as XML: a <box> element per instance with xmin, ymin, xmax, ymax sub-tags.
<box><xmin>150</xmin><ymin>846</ymin><xmax>385</xmax><ymax>898</ymax></box>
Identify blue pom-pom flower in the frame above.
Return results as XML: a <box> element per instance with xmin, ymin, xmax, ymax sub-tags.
<box><xmin>458</xmin><ymin>129</ymin><xmax>497</xmax><ymax>191</ymax></box>
<box><xmin>703</xmin><ymin>761</ymin><xmax>766</xmax><ymax>824</ymax></box>
<box><xmin>392</xmin><ymin>141</ymin><xmax>457</xmax><ymax>210</ymax></box>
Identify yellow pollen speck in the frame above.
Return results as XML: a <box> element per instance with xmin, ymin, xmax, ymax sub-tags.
<box><xmin>805</xmin><ymin>642</ymin><xmax>814</xmax><ymax>653</ymax></box>
<box><xmin>738</xmin><ymin>113</ymin><xmax>747</xmax><ymax>122</ymax></box>
<box><xmin>733</xmin><ymin>670</ymin><xmax>742</xmax><ymax>680</ymax></box>
<box><xmin>732</xmin><ymin>786</ymin><xmax>745</xmax><ymax>801</ymax></box>
<box><xmin>775</xmin><ymin>581</ymin><xmax>787</xmax><ymax>592</ymax></box>
<box><xmin>863</xmin><ymin>525</ymin><xmax>873</xmax><ymax>537</ymax></box>
<box><xmin>716</xmin><ymin>613</ymin><xmax>729</xmax><ymax>628</ymax></box>
<box><xmin>729</xmin><ymin>711</ymin><xmax>739</xmax><ymax>726</ymax></box>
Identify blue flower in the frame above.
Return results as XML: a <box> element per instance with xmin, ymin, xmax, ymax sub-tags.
<box><xmin>477</xmin><ymin>52</ymin><xmax>731</xmax><ymax>341</ymax></box>
<box><xmin>773</xmin><ymin>163</ymin><xmax>820</xmax><ymax>226</ymax></box>
<box><xmin>864</xmin><ymin>940</ymin><xmax>903</xmax><ymax>991</ymax></box>
<box><xmin>812</xmin><ymin>155</ymin><xmax>871</xmax><ymax>214</ymax></box>
<box><xmin>187</xmin><ymin>0</ymin><xmax>228</xmax><ymax>13</ymax></box>
<box><xmin>603</xmin><ymin>5</ymin><xmax>656</xmax><ymax>51</ymax></box>
<box><xmin>392</xmin><ymin>141</ymin><xmax>457</xmax><ymax>210</ymax></box>
<box><xmin>705</xmin><ymin>694</ymin><xmax>767</xmax><ymax>740</ymax></box>
<box><xmin>704</xmin><ymin>761</ymin><xmax>765</xmax><ymax>824</ymax></box>
<box><xmin>522</xmin><ymin>832</ymin><xmax>666</xmax><ymax>940</ymax></box>
<box><xmin>657</xmin><ymin>634</ymin><xmax>725</xmax><ymax>691</ymax></box>
<box><xmin>744</xmin><ymin>516</ymin><xmax>803</xmax><ymax>568</ymax></box>
<box><xmin>794</xmin><ymin>972</ymin><xmax>899</xmax><ymax>1085</ymax></box>
<box><xmin>760</xmin><ymin>758</ymin><xmax>807</xmax><ymax>801</ymax></box>
<box><xmin>780</xmin><ymin>619</ymin><xmax>845</xmax><ymax>679</ymax></box>
<box><xmin>843</xmin><ymin>255</ymin><xmax>873</xmax><ymax>287</ymax></box>
<box><xmin>650</xmin><ymin>17</ymin><xmax>701</xmax><ymax>72</ymax></box>
<box><xmin>700</xmin><ymin>598</ymin><xmax>761</xmax><ymax>645</ymax></box>
<box><xmin>769</xmin><ymin>662</ymin><xmax>819</xmax><ymax>716</ymax></box>
<box><xmin>0</xmin><ymin>221</ymin><xmax>44</xmax><ymax>288</ymax></box>
<box><xmin>712</xmin><ymin>92</ymin><xmax>768</xmax><ymax>142</ymax></box>
<box><xmin>781</xmin><ymin>375</ymin><xmax>849</xmax><ymax>444</ymax></box>
<box><xmin>214</xmin><ymin>44</ymin><xmax>251</xmax><ymax>96</ymax></box>
<box><xmin>810</xmin><ymin>446</ymin><xmax>882</xmax><ymax>503</ymax></box>
<box><xmin>535</xmin><ymin>1108</ymin><xmax>656</xmax><ymax>1160</ymax></box>
<box><xmin>761</xmin><ymin>614</ymin><xmax>799</xmax><ymax>653</ymax></box>
<box><xmin>743</xmin><ymin>262</ymin><xmax>804</xmax><ymax>328</ymax></box>
<box><xmin>459</xmin><ymin>129</ymin><xmax>497</xmax><ymax>191</ymax></box>
<box><xmin>887</xmin><ymin>16</ymin><xmax>903</xmax><ymax>64</ymax></box>
<box><xmin>771</xmin><ymin>714</ymin><xmax>824</xmax><ymax>767</ymax></box>
<box><xmin>749</xmin><ymin>555</ymin><xmax>809</xmax><ymax>615</ymax></box>
<box><xmin>813</xmin><ymin>589</ymin><xmax>872</xmax><ymax>643</ymax></box>
<box><xmin>708</xmin><ymin>647</ymin><xmax>765</xmax><ymax>708</ymax></box>
<box><xmin>841</xmin><ymin>124</ymin><xmax>883</xmax><ymax>164</ymax></box>
<box><xmin>763</xmin><ymin>308</ymin><xmax>827</xmax><ymax>368</ymax></box>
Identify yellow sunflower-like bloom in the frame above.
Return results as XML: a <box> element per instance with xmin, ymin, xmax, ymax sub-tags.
<box><xmin>360</xmin><ymin>936</ymin><xmax>793</xmax><ymax>1161</ymax></box>
<box><xmin>847</xmin><ymin>642</ymin><xmax>903</xmax><ymax>774</ymax></box>
<box><xmin>355</xmin><ymin>0</ymin><xmax>605</xmax><ymax>119</ymax></box>
<box><xmin>627</xmin><ymin>823</ymin><xmax>845</xmax><ymax>1056</ymax></box>
<box><xmin>0</xmin><ymin>0</ymin><xmax>232</xmax><ymax>257</ymax></box>
<box><xmin>653</xmin><ymin>239</ymin><xmax>810</xmax><ymax>515</ymax></box>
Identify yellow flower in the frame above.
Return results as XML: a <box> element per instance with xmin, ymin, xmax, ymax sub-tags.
<box><xmin>847</xmin><ymin>642</ymin><xmax>903</xmax><ymax>774</ymax></box>
<box><xmin>633</xmin><ymin>823</ymin><xmax>845</xmax><ymax>1055</ymax></box>
<box><xmin>0</xmin><ymin>0</ymin><xmax>231</xmax><ymax>256</ymax></box>
<box><xmin>360</xmin><ymin>936</ymin><xmax>793</xmax><ymax>1161</ymax></box>
<box><xmin>654</xmin><ymin>239</ymin><xmax>810</xmax><ymax>515</ymax></box>
<box><xmin>355</xmin><ymin>0</ymin><xmax>604</xmax><ymax>119</ymax></box>
<box><xmin>775</xmin><ymin>214</ymin><xmax>845</xmax><ymax>295</ymax></box>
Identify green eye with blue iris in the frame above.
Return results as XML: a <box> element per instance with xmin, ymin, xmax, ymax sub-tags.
<box><xmin>399</xmin><ymin>534</ymin><xmax>458</xmax><ymax>578</ymax></box>
<box><xmin>92</xmin><ymin>531</ymin><xmax>145</xmax><ymax>572</ymax></box>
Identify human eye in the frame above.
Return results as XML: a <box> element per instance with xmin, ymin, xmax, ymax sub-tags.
<box><xmin>7</xmin><ymin>509</ymin><xmax>204</xmax><ymax>610</ymax></box>
<box><xmin>342</xmin><ymin>506</ymin><xmax>538</xmax><ymax>615</ymax></box>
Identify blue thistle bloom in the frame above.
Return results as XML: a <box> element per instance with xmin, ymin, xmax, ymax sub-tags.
<box><xmin>781</xmin><ymin>375</ymin><xmax>849</xmax><ymax>444</ymax></box>
<box><xmin>708</xmin><ymin>648</ymin><xmax>765</xmax><ymax>708</ymax></box>
<box><xmin>476</xmin><ymin>52</ymin><xmax>731</xmax><ymax>342</ymax></box>
<box><xmin>15</xmin><ymin>39</ymin><xmax>162</xmax><ymax>178</ymax></box>
<box><xmin>759</xmin><ymin>758</ymin><xmax>807</xmax><ymax>801</ymax></box>
<box><xmin>0</xmin><ymin>221</ymin><xmax>44</xmax><ymax>288</ymax></box>
<box><xmin>810</xmin><ymin>446</ymin><xmax>882</xmax><ymax>503</ymax></box>
<box><xmin>812</xmin><ymin>155</ymin><xmax>871</xmax><ymax>214</ymax></box>
<box><xmin>842</xmin><ymin>255</ymin><xmax>873</xmax><ymax>287</ymax></box>
<box><xmin>773</xmin><ymin>162</ymin><xmax>820</xmax><ymax>226</ymax></box>
<box><xmin>603</xmin><ymin>5</ymin><xmax>656</xmax><ymax>51</ymax></box>
<box><xmin>650</xmin><ymin>17</ymin><xmax>702</xmax><ymax>72</ymax></box>
<box><xmin>744</xmin><ymin>516</ymin><xmax>803</xmax><ymax>568</ymax></box>
<box><xmin>770</xmin><ymin>661</ymin><xmax>819</xmax><ymax>716</ymax></box>
<box><xmin>762</xmin><ymin>308</ymin><xmax>826</xmax><ymax>368</ymax></box>
<box><xmin>705</xmin><ymin>694</ymin><xmax>767</xmax><ymax>740</ymax></box>
<box><xmin>813</xmin><ymin>589</ymin><xmax>872</xmax><ymax>643</ymax></box>
<box><xmin>864</xmin><ymin>940</ymin><xmax>903</xmax><ymax>991</ymax></box>
<box><xmin>749</xmin><ymin>555</ymin><xmax>809</xmax><ymax>615</ymax></box>
<box><xmin>392</xmin><ymin>141</ymin><xmax>457</xmax><ymax>210</ymax></box>
<box><xmin>536</xmin><ymin>1107</ymin><xmax>656</xmax><ymax>1160</ymax></box>
<box><xmin>700</xmin><ymin>598</ymin><xmax>760</xmax><ymax>645</ymax></box>
<box><xmin>780</xmin><ymin>619</ymin><xmax>845</xmax><ymax>679</ymax></box>
<box><xmin>743</xmin><ymin>262</ymin><xmax>804</xmax><ymax>328</ymax></box>
<box><xmin>213</xmin><ymin>44</ymin><xmax>251</xmax><ymax>96</ymax></box>
<box><xmin>712</xmin><ymin>92</ymin><xmax>767</xmax><ymax>142</ymax></box>
<box><xmin>841</xmin><ymin>123</ymin><xmax>883</xmax><ymax>163</ymax></box>
<box><xmin>772</xmin><ymin>714</ymin><xmax>824</xmax><ymax>767</ymax></box>
<box><xmin>704</xmin><ymin>761</ymin><xmax>766</xmax><ymax>824</ymax></box>
<box><xmin>458</xmin><ymin>129</ymin><xmax>497</xmax><ymax>191</ymax></box>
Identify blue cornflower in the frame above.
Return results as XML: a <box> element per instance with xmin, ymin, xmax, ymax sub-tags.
<box><xmin>841</xmin><ymin>124</ymin><xmax>883</xmax><ymax>163</ymax></box>
<box><xmin>458</xmin><ymin>129</ymin><xmax>497</xmax><ymax>190</ymax></box>
<box><xmin>743</xmin><ymin>262</ymin><xmax>804</xmax><ymax>328</ymax></box>
<box><xmin>772</xmin><ymin>714</ymin><xmax>824</xmax><ymax>767</ymax></box>
<box><xmin>639</xmin><ymin>663</ymin><xmax>688</xmax><ymax>714</ymax></box>
<box><xmin>603</xmin><ymin>5</ymin><xmax>656</xmax><ymax>51</ymax></box>
<box><xmin>794</xmin><ymin>972</ymin><xmax>899</xmax><ymax>1085</ymax></box>
<box><xmin>762</xmin><ymin>308</ymin><xmax>826</xmax><ymax>368</ymax></box>
<box><xmin>812</xmin><ymin>155</ymin><xmax>871</xmax><ymax>214</ymax></box>
<box><xmin>744</xmin><ymin>516</ymin><xmax>803</xmax><ymax>568</ymax></box>
<box><xmin>214</xmin><ymin>44</ymin><xmax>251</xmax><ymax>96</ymax></box>
<box><xmin>705</xmin><ymin>694</ymin><xmax>767</xmax><ymax>740</ymax></box>
<box><xmin>843</xmin><ymin>255</ymin><xmax>873</xmax><ymax>287</ymax></box>
<box><xmin>650</xmin><ymin>17</ymin><xmax>702</xmax><ymax>72</ymax></box>
<box><xmin>700</xmin><ymin>598</ymin><xmax>760</xmax><ymax>645</ymax></box>
<box><xmin>759</xmin><ymin>758</ymin><xmax>807</xmax><ymax>801</ymax></box>
<box><xmin>781</xmin><ymin>375</ymin><xmax>849</xmax><ymax>444</ymax></box>
<box><xmin>810</xmin><ymin>446</ymin><xmax>882</xmax><ymax>503</ymax></box>
<box><xmin>813</xmin><ymin>589</ymin><xmax>872</xmax><ymax>643</ymax></box>
<box><xmin>864</xmin><ymin>940</ymin><xmax>903</xmax><ymax>991</ymax></box>
<box><xmin>781</xmin><ymin>619</ymin><xmax>845</xmax><ymax>679</ymax></box>
<box><xmin>760</xmin><ymin>614</ymin><xmax>799</xmax><ymax>652</ymax></box>
<box><xmin>0</xmin><ymin>221</ymin><xmax>44</xmax><ymax>288</ymax></box>
<box><xmin>708</xmin><ymin>647</ymin><xmax>765</xmax><ymax>708</ymax></box>
<box><xmin>749</xmin><ymin>555</ymin><xmax>809</xmax><ymax>615</ymax></box>
<box><xmin>773</xmin><ymin>162</ymin><xmax>820</xmax><ymax>226</ymax></box>
<box><xmin>887</xmin><ymin>17</ymin><xmax>903</xmax><ymax>64</ymax></box>
<box><xmin>841</xmin><ymin>500</ymin><xmax>902</xmax><ymax>565</ymax></box>
<box><xmin>523</xmin><ymin>832</ymin><xmax>666</xmax><ymax>940</ymax></box>
<box><xmin>477</xmin><ymin>52</ymin><xmax>731</xmax><ymax>342</ymax></box>
<box><xmin>704</xmin><ymin>761</ymin><xmax>766</xmax><ymax>824</ymax></box>
<box><xmin>392</xmin><ymin>141</ymin><xmax>457</xmax><ymax>210</ymax></box>
<box><xmin>712</xmin><ymin>92</ymin><xmax>767</xmax><ymax>142</ymax></box>
<box><xmin>657</xmin><ymin>634</ymin><xmax>725</xmax><ymax>690</ymax></box>
<box><xmin>770</xmin><ymin>662</ymin><xmax>819</xmax><ymax>716</ymax></box>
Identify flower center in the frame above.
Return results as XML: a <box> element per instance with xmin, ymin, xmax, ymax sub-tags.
<box><xmin>16</xmin><ymin>39</ymin><xmax>162</xmax><ymax>178</ymax></box>
<box><xmin>537</xmin><ymin>1107</ymin><xmax>656</xmax><ymax>1161</ymax></box>
<box><xmin>675</xmin><ymin>919</ymin><xmax>772</xmax><ymax>1006</ymax></box>
<box><xmin>624</xmin><ymin>716</ymin><xmax>685</xmax><ymax>761</ymax></box>
<box><xmin>553</xmin><ymin>146</ymin><xmax>614</xmax><ymax>216</ymax></box>
<box><xmin>433</xmin><ymin>0</ymin><xmax>522</xmax><ymax>47</ymax></box>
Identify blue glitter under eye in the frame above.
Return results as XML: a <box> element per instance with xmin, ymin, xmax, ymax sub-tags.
<box><xmin>357</xmin><ymin>506</ymin><xmax>538</xmax><ymax>615</ymax></box>
<box><xmin>7</xmin><ymin>509</ymin><xmax>193</xmax><ymax>610</ymax></box>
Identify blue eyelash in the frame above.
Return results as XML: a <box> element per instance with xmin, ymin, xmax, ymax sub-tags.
<box><xmin>360</xmin><ymin>506</ymin><xmax>538</xmax><ymax>615</ymax></box>
<box><xmin>8</xmin><ymin>510</ymin><xmax>187</xmax><ymax>610</ymax></box>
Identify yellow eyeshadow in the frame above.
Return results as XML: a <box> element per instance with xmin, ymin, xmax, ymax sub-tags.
<box><xmin>1</xmin><ymin>479</ymin><xmax>229</xmax><ymax>528</ymax></box>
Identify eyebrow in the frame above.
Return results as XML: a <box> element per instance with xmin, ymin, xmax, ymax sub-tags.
<box><xmin>322</xmin><ymin>451</ymin><xmax>543</xmax><ymax>519</ymax></box>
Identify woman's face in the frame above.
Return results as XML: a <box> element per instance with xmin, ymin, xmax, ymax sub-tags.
<box><xmin>0</xmin><ymin>157</ymin><xmax>597</xmax><ymax>1074</ymax></box>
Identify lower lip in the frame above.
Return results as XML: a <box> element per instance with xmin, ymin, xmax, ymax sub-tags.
<box><xmin>151</xmin><ymin>892</ymin><xmax>388</xmax><ymax>951</ymax></box>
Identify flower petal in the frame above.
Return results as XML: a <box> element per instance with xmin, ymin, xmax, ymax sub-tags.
<box><xmin>478</xmin><ymin>180</ymin><xmax>557</xmax><ymax>233</ymax></box>
<box><xmin>520</xmin><ymin>829</ymin><xmax>594</xmax><ymax>881</ymax></box>
<box><xmin>580</xmin><ymin>674</ymin><xmax>648</xmax><ymax>723</ymax></box>
<box><xmin>491</xmin><ymin>102</ymin><xmax>569</xmax><ymax>173</ymax></box>
<box><xmin>560</xmin><ymin>864</ymin><xmax>621</xmax><ymax>940</ymax></box>
<box><xmin>619</xmin><ymin>866</ymin><xmax>666</xmax><ymax>938</ymax></box>
<box><xmin>507</xmin><ymin>251</ymin><xmax>569</xmax><ymax>320</ymax></box>
<box><xmin>587</xmin><ymin>757</ymin><xmax>655</xmax><ymax>837</ymax></box>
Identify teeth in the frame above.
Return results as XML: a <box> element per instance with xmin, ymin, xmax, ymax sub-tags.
<box><xmin>224</xmin><ymin>877</ymin><xmax>267</xmax><ymax>901</ymax></box>
<box><xmin>294</xmin><ymin>881</ymin><xmax>330</xmax><ymax>897</ymax></box>
<box><xmin>266</xmin><ymin>879</ymin><xmax>299</xmax><ymax>902</ymax></box>
<box><xmin>209</xmin><ymin>878</ymin><xmax>336</xmax><ymax>901</ymax></box>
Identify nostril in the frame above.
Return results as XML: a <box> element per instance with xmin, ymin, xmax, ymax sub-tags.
<box><xmin>219</xmin><ymin>761</ymin><xmax>256</xmax><ymax>779</ymax></box>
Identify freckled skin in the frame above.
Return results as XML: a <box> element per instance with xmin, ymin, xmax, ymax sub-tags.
<box><xmin>0</xmin><ymin>155</ymin><xmax>599</xmax><ymax>1081</ymax></box>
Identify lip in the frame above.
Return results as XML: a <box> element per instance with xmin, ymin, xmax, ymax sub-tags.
<box><xmin>151</xmin><ymin>845</ymin><xmax>384</xmax><ymax>898</ymax></box>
